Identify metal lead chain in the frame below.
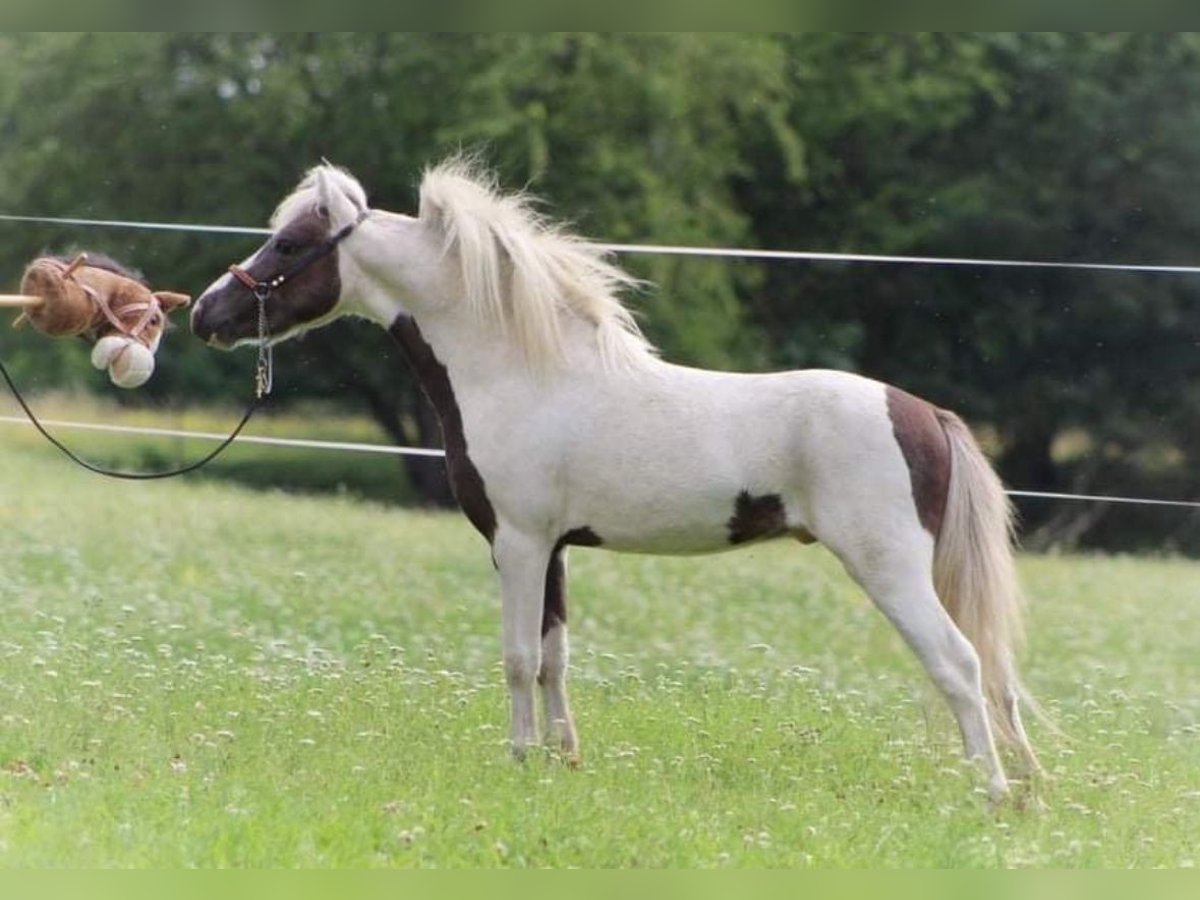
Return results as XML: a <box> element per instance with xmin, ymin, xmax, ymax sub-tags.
<box><xmin>255</xmin><ymin>293</ymin><xmax>274</xmax><ymax>398</ymax></box>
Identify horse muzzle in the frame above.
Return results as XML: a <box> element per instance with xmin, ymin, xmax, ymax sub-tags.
<box><xmin>190</xmin><ymin>291</ymin><xmax>241</xmax><ymax>348</ymax></box>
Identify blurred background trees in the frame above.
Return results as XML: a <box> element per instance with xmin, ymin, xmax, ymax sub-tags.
<box><xmin>2</xmin><ymin>32</ymin><xmax>1199</xmax><ymax>552</ymax></box>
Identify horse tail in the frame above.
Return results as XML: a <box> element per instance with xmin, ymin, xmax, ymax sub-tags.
<box><xmin>931</xmin><ymin>409</ymin><xmax>1033</xmax><ymax>751</ymax></box>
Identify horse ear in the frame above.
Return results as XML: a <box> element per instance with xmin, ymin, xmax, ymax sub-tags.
<box><xmin>315</xmin><ymin>165</ymin><xmax>365</xmax><ymax>230</ymax></box>
<box><xmin>153</xmin><ymin>291</ymin><xmax>191</xmax><ymax>313</ymax></box>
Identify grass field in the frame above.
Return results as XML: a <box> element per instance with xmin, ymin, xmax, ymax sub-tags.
<box><xmin>1</xmin><ymin>435</ymin><xmax>1199</xmax><ymax>867</ymax></box>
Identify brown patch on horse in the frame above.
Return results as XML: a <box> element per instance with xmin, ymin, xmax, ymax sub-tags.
<box><xmin>192</xmin><ymin>208</ymin><xmax>341</xmax><ymax>344</ymax></box>
<box><xmin>389</xmin><ymin>315</ymin><xmax>497</xmax><ymax>543</ymax></box>
<box><xmin>257</xmin><ymin>209</ymin><xmax>343</xmax><ymax>332</ymax></box>
<box><xmin>542</xmin><ymin>554</ymin><xmax>568</xmax><ymax>639</ymax></box>
<box><xmin>542</xmin><ymin>528</ymin><xmax>603</xmax><ymax>637</ymax></box>
<box><xmin>727</xmin><ymin>491</ymin><xmax>789</xmax><ymax>545</ymax></box>
<box><xmin>792</xmin><ymin>527</ymin><xmax>817</xmax><ymax>545</ymax></box>
<box><xmin>559</xmin><ymin>527</ymin><xmax>602</xmax><ymax>549</ymax></box>
<box><xmin>885</xmin><ymin>385</ymin><xmax>951</xmax><ymax>537</ymax></box>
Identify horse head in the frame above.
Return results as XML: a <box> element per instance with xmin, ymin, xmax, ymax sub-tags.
<box><xmin>19</xmin><ymin>254</ymin><xmax>190</xmax><ymax>388</ymax></box>
<box><xmin>191</xmin><ymin>166</ymin><xmax>377</xmax><ymax>349</ymax></box>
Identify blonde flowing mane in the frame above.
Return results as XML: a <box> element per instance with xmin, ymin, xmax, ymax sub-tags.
<box><xmin>418</xmin><ymin>157</ymin><xmax>656</xmax><ymax>372</ymax></box>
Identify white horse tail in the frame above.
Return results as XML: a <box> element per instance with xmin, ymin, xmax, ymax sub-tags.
<box><xmin>931</xmin><ymin>409</ymin><xmax>1034</xmax><ymax>753</ymax></box>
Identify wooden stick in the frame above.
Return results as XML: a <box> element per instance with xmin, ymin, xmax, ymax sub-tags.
<box><xmin>0</xmin><ymin>295</ymin><xmax>44</xmax><ymax>307</ymax></box>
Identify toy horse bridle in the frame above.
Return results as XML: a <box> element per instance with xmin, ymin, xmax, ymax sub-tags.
<box><xmin>45</xmin><ymin>254</ymin><xmax>163</xmax><ymax>347</ymax></box>
<box><xmin>227</xmin><ymin>209</ymin><xmax>369</xmax><ymax>302</ymax></box>
<box><xmin>89</xmin><ymin>286</ymin><xmax>161</xmax><ymax>347</ymax></box>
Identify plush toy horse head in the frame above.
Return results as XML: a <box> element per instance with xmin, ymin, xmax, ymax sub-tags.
<box><xmin>13</xmin><ymin>253</ymin><xmax>190</xmax><ymax>388</ymax></box>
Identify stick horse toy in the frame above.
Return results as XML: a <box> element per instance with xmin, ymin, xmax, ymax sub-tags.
<box><xmin>0</xmin><ymin>253</ymin><xmax>191</xmax><ymax>387</ymax></box>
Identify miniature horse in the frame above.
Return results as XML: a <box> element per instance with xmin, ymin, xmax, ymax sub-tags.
<box><xmin>191</xmin><ymin>159</ymin><xmax>1040</xmax><ymax>800</ymax></box>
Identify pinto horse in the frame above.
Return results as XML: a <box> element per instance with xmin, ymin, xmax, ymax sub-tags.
<box><xmin>191</xmin><ymin>159</ymin><xmax>1040</xmax><ymax>800</ymax></box>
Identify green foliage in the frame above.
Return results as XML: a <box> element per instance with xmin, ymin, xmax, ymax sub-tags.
<box><xmin>2</xmin><ymin>33</ymin><xmax>1200</xmax><ymax>550</ymax></box>
<box><xmin>734</xmin><ymin>34</ymin><xmax>1200</xmax><ymax>548</ymax></box>
<box><xmin>1</xmin><ymin>450</ymin><xmax>1199</xmax><ymax>866</ymax></box>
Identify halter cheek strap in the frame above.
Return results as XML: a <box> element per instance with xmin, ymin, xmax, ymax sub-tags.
<box><xmin>52</xmin><ymin>257</ymin><xmax>163</xmax><ymax>347</ymax></box>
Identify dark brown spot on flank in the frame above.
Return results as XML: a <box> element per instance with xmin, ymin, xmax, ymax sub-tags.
<box><xmin>886</xmin><ymin>385</ymin><xmax>951</xmax><ymax>537</ymax></box>
<box><xmin>542</xmin><ymin>527</ymin><xmax>604</xmax><ymax>637</ymax></box>
<box><xmin>389</xmin><ymin>315</ymin><xmax>497</xmax><ymax>543</ymax></box>
<box><xmin>728</xmin><ymin>492</ymin><xmax>788</xmax><ymax>545</ymax></box>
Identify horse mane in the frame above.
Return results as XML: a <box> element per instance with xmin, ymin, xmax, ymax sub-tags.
<box><xmin>418</xmin><ymin>156</ymin><xmax>656</xmax><ymax>373</ymax></box>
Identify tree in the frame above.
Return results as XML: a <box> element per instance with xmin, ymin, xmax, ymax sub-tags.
<box><xmin>0</xmin><ymin>32</ymin><xmax>799</xmax><ymax>504</ymax></box>
<box><xmin>3</xmin><ymin>33</ymin><xmax>1199</xmax><ymax>551</ymax></box>
<box><xmin>735</xmin><ymin>33</ymin><xmax>1200</xmax><ymax>549</ymax></box>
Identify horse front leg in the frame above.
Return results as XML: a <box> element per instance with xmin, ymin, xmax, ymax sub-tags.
<box><xmin>539</xmin><ymin>545</ymin><xmax>579</xmax><ymax>761</ymax></box>
<box><xmin>494</xmin><ymin>528</ymin><xmax>553</xmax><ymax>760</ymax></box>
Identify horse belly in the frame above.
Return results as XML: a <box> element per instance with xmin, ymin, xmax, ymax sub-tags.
<box><xmin>562</xmin><ymin>451</ymin><xmax>799</xmax><ymax>555</ymax></box>
<box><xmin>580</xmin><ymin>504</ymin><xmax>741</xmax><ymax>555</ymax></box>
<box><xmin>551</xmin><ymin>368</ymin><xmax>901</xmax><ymax>556</ymax></box>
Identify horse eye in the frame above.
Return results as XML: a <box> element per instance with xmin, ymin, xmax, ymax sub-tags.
<box><xmin>275</xmin><ymin>238</ymin><xmax>298</xmax><ymax>256</ymax></box>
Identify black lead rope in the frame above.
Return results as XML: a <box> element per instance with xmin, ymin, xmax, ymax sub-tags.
<box><xmin>3</xmin><ymin>208</ymin><xmax>367</xmax><ymax>480</ymax></box>
<box><xmin>0</xmin><ymin>358</ymin><xmax>263</xmax><ymax>480</ymax></box>
<box><xmin>0</xmin><ymin>298</ymin><xmax>273</xmax><ymax>481</ymax></box>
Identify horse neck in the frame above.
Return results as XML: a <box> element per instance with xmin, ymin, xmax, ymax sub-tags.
<box><xmin>407</xmin><ymin>303</ymin><xmax>546</xmax><ymax>392</ymax></box>
<box><xmin>354</xmin><ymin>284</ymin><xmax>537</xmax><ymax>392</ymax></box>
<box><xmin>351</xmin><ymin>228</ymin><xmax>615</xmax><ymax>390</ymax></box>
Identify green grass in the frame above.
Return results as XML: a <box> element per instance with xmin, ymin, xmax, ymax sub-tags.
<box><xmin>1</xmin><ymin>440</ymin><xmax>1199</xmax><ymax>867</ymax></box>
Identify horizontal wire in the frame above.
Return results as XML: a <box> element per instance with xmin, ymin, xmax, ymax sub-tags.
<box><xmin>5</xmin><ymin>212</ymin><xmax>1200</xmax><ymax>275</ymax></box>
<box><xmin>1007</xmin><ymin>489</ymin><xmax>1200</xmax><ymax>510</ymax></box>
<box><xmin>2</xmin><ymin>213</ymin><xmax>1199</xmax><ymax>509</ymax></box>
<box><xmin>601</xmin><ymin>243</ymin><xmax>1200</xmax><ymax>275</ymax></box>
<box><xmin>0</xmin><ymin>415</ymin><xmax>446</xmax><ymax>458</ymax></box>
<box><xmin>0</xmin><ymin>213</ymin><xmax>271</xmax><ymax>236</ymax></box>
<box><xmin>1</xmin><ymin>415</ymin><xmax>1198</xmax><ymax>510</ymax></box>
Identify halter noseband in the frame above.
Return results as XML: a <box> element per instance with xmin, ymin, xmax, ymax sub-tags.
<box><xmin>228</xmin><ymin>209</ymin><xmax>369</xmax><ymax>302</ymax></box>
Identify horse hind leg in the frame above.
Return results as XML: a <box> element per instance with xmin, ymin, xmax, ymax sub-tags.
<box><xmin>539</xmin><ymin>546</ymin><xmax>579</xmax><ymax>761</ymax></box>
<box><xmin>827</xmin><ymin>531</ymin><xmax>1010</xmax><ymax>801</ymax></box>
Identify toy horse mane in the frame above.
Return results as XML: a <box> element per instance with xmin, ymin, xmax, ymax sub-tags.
<box><xmin>50</xmin><ymin>251</ymin><xmax>148</xmax><ymax>287</ymax></box>
<box><xmin>416</xmin><ymin>157</ymin><xmax>656</xmax><ymax>373</ymax></box>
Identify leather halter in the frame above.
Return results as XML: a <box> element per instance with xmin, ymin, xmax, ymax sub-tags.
<box><xmin>228</xmin><ymin>209</ymin><xmax>369</xmax><ymax>302</ymax></box>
